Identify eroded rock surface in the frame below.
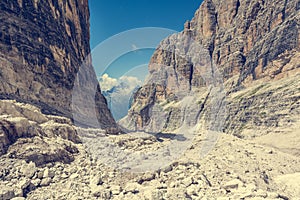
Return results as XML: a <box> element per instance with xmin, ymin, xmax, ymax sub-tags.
<box><xmin>122</xmin><ymin>0</ymin><xmax>300</xmax><ymax>138</ymax></box>
<box><xmin>0</xmin><ymin>100</ymin><xmax>80</xmax><ymax>164</ymax></box>
<box><xmin>0</xmin><ymin>0</ymin><xmax>118</xmax><ymax>131</ymax></box>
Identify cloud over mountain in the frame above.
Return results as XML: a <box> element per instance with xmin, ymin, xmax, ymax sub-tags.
<box><xmin>99</xmin><ymin>74</ymin><xmax>142</xmax><ymax>120</ymax></box>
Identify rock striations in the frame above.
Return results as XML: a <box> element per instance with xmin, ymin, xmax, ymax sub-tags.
<box><xmin>0</xmin><ymin>0</ymin><xmax>117</xmax><ymax>131</ymax></box>
<box><xmin>122</xmin><ymin>0</ymin><xmax>300</xmax><ymax>138</ymax></box>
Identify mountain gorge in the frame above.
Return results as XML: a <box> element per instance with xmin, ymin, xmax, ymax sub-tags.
<box><xmin>0</xmin><ymin>0</ymin><xmax>299</xmax><ymax>199</ymax></box>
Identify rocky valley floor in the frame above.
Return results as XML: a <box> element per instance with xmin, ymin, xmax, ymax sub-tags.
<box><xmin>0</xmin><ymin>100</ymin><xmax>300</xmax><ymax>200</ymax></box>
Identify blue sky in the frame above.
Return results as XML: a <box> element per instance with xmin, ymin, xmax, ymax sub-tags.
<box><xmin>89</xmin><ymin>0</ymin><xmax>202</xmax><ymax>80</ymax></box>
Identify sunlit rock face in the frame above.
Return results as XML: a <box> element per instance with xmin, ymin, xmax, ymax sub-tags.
<box><xmin>0</xmin><ymin>0</ymin><xmax>118</xmax><ymax>132</ymax></box>
<box><xmin>0</xmin><ymin>100</ymin><xmax>80</xmax><ymax>163</ymax></box>
<box><xmin>121</xmin><ymin>0</ymin><xmax>300</xmax><ymax>136</ymax></box>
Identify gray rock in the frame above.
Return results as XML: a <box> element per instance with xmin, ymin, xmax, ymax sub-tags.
<box><xmin>0</xmin><ymin>185</ymin><xmax>15</xmax><ymax>200</ymax></box>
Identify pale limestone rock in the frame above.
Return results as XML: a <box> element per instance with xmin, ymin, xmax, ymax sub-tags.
<box><xmin>11</xmin><ymin>197</ymin><xmax>26</xmax><ymax>200</ymax></box>
<box><xmin>223</xmin><ymin>179</ymin><xmax>243</xmax><ymax>190</ymax></box>
<box><xmin>20</xmin><ymin>162</ymin><xmax>36</xmax><ymax>179</ymax></box>
<box><xmin>36</xmin><ymin>170</ymin><xmax>44</xmax><ymax>179</ymax></box>
<box><xmin>31</xmin><ymin>179</ymin><xmax>41</xmax><ymax>187</ymax></box>
<box><xmin>124</xmin><ymin>182</ymin><xmax>140</xmax><ymax>194</ymax></box>
<box><xmin>40</xmin><ymin>177</ymin><xmax>52</xmax><ymax>187</ymax></box>
<box><xmin>90</xmin><ymin>175</ymin><xmax>103</xmax><ymax>186</ymax></box>
<box><xmin>69</xmin><ymin>173</ymin><xmax>79</xmax><ymax>180</ymax></box>
<box><xmin>43</xmin><ymin>168</ymin><xmax>55</xmax><ymax>179</ymax></box>
<box><xmin>61</xmin><ymin>173</ymin><xmax>69</xmax><ymax>179</ymax></box>
<box><xmin>186</xmin><ymin>184</ymin><xmax>199</xmax><ymax>196</ymax></box>
<box><xmin>90</xmin><ymin>184</ymin><xmax>102</xmax><ymax>197</ymax></box>
<box><xmin>182</xmin><ymin>177</ymin><xmax>194</xmax><ymax>187</ymax></box>
<box><xmin>267</xmin><ymin>192</ymin><xmax>279</xmax><ymax>198</ymax></box>
<box><xmin>111</xmin><ymin>185</ymin><xmax>122</xmax><ymax>195</ymax></box>
<box><xmin>18</xmin><ymin>178</ymin><xmax>30</xmax><ymax>190</ymax></box>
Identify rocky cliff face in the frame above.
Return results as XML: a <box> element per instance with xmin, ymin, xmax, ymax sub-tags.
<box><xmin>0</xmin><ymin>0</ymin><xmax>117</xmax><ymax>131</ymax></box>
<box><xmin>122</xmin><ymin>0</ymin><xmax>300</xmax><ymax>137</ymax></box>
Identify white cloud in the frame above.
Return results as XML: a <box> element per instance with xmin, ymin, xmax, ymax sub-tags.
<box><xmin>119</xmin><ymin>76</ymin><xmax>142</xmax><ymax>90</ymax></box>
<box><xmin>131</xmin><ymin>44</ymin><xmax>138</xmax><ymax>51</ymax></box>
<box><xmin>99</xmin><ymin>73</ymin><xmax>118</xmax><ymax>91</ymax></box>
<box><xmin>99</xmin><ymin>74</ymin><xmax>143</xmax><ymax>120</ymax></box>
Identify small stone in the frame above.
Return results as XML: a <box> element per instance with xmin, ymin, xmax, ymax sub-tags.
<box><xmin>239</xmin><ymin>191</ymin><xmax>254</xmax><ymax>199</ymax></box>
<box><xmin>108</xmin><ymin>172</ymin><xmax>115</xmax><ymax>178</ymax></box>
<box><xmin>223</xmin><ymin>179</ymin><xmax>243</xmax><ymax>190</ymax></box>
<box><xmin>124</xmin><ymin>183</ymin><xmax>140</xmax><ymax>194</ymax></box>
<box><xmin>176</xmin><ymin>173</ymin><xmax>185</xmax><ymax>180</ymax></box>
<box><xmin>157</xmin><ymin>183</ymin><xmax>167</xmax><ymax>189</ymax></box>
<box><xmin>13</xmin><ymin>189</ymin><xmax>23</xmax><ymax>197</ymax></box>
<box><xmin>267</xmin><ymin>192</ymin><xmax>279</xmax><ymax>198</ymax></box>
<box><xmin>150</xmin><ymin>189</ymin><xmax>164</xmax><ymax>200</ymax></box>
<box><xmin>162</xmin><ymin>165</ymin><xmax>173</xmax><ymax>173</ymax></box>
<box><xmin>91</xmin><ymin>185</ymin><xmax>102</xmax><ymax>197</ymax></box>
<box><xmin>11</xmin><ymin>197</ymin><xmax>26</xmax><ymax>200</ymax></box>
<box><xmin>182</xmin><ymin>177</ymin><xmax>193</xmax><ymax>187</ymax></box>
<box><xmin>18</xmin><ymin>179</ymin><xmax>31</xmax><ymax>189</ymax></box>
<box><xmin>138</xmin><ymin>172</ymin><xmax>155</xmax><ymax>184</ymax></box>
<box><xmin>255</xmin><ymin>189</ymin><xmax>267</xmax><ymax>197</ymax></box>
<box><xmin>31</xmin><ymin>179</ymin><xmax>41</xmax><ymax>187</ymax></box>
<box><xmin>111</xmin><ymin>185</ymin><xmax>121</xmax><ymax>195</ymax></box>
<box><xmin>37</xmin><ymin>170</ymin><xmax>44</xmax><ymax>179</ymax></box>
<box><xmin>43</xmin><ymin>168</ymin><xmax>55</xmax><ymax>178</ymax></box>
<box><xmin>70</xmin><ymin>173</ymin><xmax>79</xmax><ymax>180</ymax></box>
<box><xmin>245</xmin><ymin>183</ymin><xmax>256</xmax><ymax>192</ymax></box>
<box><xmin>61</xmin><ymin>173</ymin><xmax>69</xmax><ymax>179</ymax></box>
<box><xmin>102</xmin><ymin>189</ymin><xmax>112</xmax><ymax>199</ymax></box>
<box><xmin>69</xmin><ymin>167</ymin><xmax>77</xmax><ymax>174</ymax></box>
<box><xmin>91</xmin><ymin>187</ymin><xmax>111</xmax><ymax>199</ymax></box>
<box><xmin>40</xmin><ymin>177</ymin><xmax>52</xmax><ymax>186</ymax></box>
<box><xmin>186</xmin><ymin>184</ymin><xmax>198</xmax><ymax>196</ymax></box>
<box><xmin>0</xmin><ymin>185</ymin><xmax>15</xmax><ymax>200</ymax></box>
<box><xmin>90</xmin><ymin>175</ymin><xmax>103</xmax><ymax>185</ymax></box>
<box><xmin>169</xmin><ymin>181</ymin><xmax>177</xmax><ymax>188</ymax></box>
<box><xmin>20</xmin><ymin>162</ymin><xmax>36</xmax><ymax>178</ymax></box>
